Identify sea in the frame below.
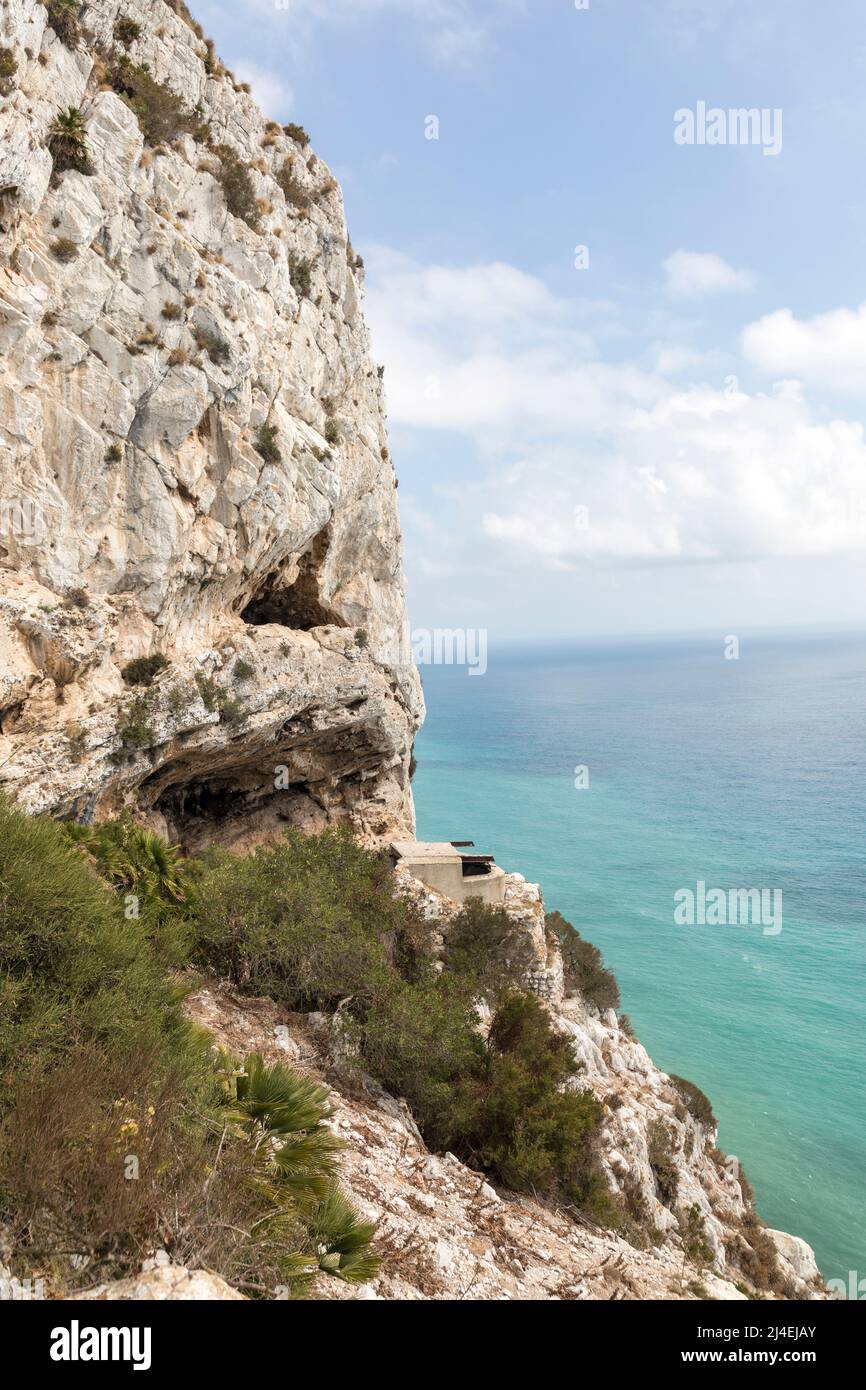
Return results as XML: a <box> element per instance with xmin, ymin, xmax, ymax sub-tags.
<box><xmin>412</xmin><ymin>628</ymin><xmax>866</xmax><ymax>1288</ymax></box>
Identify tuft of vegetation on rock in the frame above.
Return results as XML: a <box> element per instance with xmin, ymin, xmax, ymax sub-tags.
<box><xmin>0</xmin><ymin>47</ymin><xmax>17</xmax><ymax>98</ymax></box>
<box><xmin>276</xmin><ymin>162</ymin><xmax>309</xmax><ymax>211</ymax></box>
<box><xmin>288</xmin><ymin>252</ymin><xmax>313</xmax><ymax>299</ymax></box>
<box><xmin>192</xmin><ymin>323</ymin><xmax>230</xmax><ymax>365</ymax></box>
<box><xmin>546</xmin><ymin>909</ymin><xmax>621</xmax><ymax>1011</ymax></box>
<box><xmin>670</xmin><ymin>1073</ymin><xmax>717</xmax><ymax>1130</ymax></box>
<box><xmin>283</xmin><ymin>121</ymin><xmax>310</xmax><ymax>146</ymax></box>
<box><xmin>42</xmin><ymin>0</ymin><xmax>81</xmax><ymax>49</ymax></box>
<box><xmin>113</xmin><ymin>15</ymin><xmax>142</xmax><ymax>47</ymax></box>
<box><xmin>113</xmin><ymin>691</ymin><xmax>157</xmax><ymax>759</ymax></box>
<box><xmin>254</xmin><ymin>423</ymin><xmax>281</xmax><ymax>464</ymax></box>
<box><xmin>122</xmin><ymin>652</ymin><xmax>170</xmax><ymax>687</ymax></box>
<box><xmin>108</xmin><ymin>55</ymin><xmax>208</xmax><ymax>146</ymax></box>
<box><xmin>48</xmin><ymin>107</ymin><xmax>92</xmax><ymax>175</ymax></box>
<box><xmin>214</xmin><ymin>144</ymin><xmax>260</xmax><ymax>230</ymax></box>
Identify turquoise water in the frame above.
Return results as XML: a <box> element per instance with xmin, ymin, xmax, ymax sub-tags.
<box><xmin>412</xmin><ymin>630</ymin><xmax>866</xmax><ymax>1285</ymax></box>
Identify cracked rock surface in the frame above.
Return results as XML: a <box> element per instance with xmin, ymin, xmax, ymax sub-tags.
<box><xmin>0</xmin><ymin>0</ymin><xmax>421</xmax><ymax>842</ymax></box>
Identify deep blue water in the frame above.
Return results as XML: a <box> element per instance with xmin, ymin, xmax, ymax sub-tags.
<box><xmin>412</xmin><ymin>630</ymin><xmax>866</xmax><ymax>1286</ymax></box>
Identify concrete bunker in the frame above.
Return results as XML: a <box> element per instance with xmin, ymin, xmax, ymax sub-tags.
<box><xmin>390</xmin><ymin>840</ymin><xmax>506</xmax><ymax>905</ymax></box>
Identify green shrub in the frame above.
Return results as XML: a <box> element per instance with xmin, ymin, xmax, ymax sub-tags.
<box><xmin>288</xmin><ymin>252</ymin><xmax>313</xmax><ymax>298</ymax></box>
<box><xmin>233</xmin><ymin>658</ymin><xmax>255</xmax><ymax>683</ymax></box>
<box><xmin>114</xmin><ymin>691</ymin><xmax>156</xmax><ymax>759</ymax></box>
<box><xmin>0</xmin><ymin>799</ymin><xmax>374</xmax><ymax>1298</ymax></box>
<box><xmin>43</xmin><ymin>0</ymin><xmax>81</xmax><ymax>49</ymax></box>
<box><xmin>0</xmin><ymin>47</ymin><xmax>17</xmax><ymax>98</ymax></box>
<box><xmin>276</xmin><ymin>162</ymin><xmax>309</xmax><ymax>210</ymax></box>
<box><xmin>215</xmin><ymin>144</ymin><xmax>260</xmax><ymax>230</ymax></box>
<box><xmin>254</xmin><ymin>423</ymin><xmax>281</xmax><ymax>464</ymax></box>
<box><xmin>670</xmin><ymin>1073</ymin><xmax>717</xmax><ymax>1130</ymax></box>
<box><xmin>648</xmin><ymin>1119</ymin><xmax>679</xmax><ymax>1206</ymax></box>
<box><xmin>546</xmin><ymin>910</ymin><xmax>621</xmax><ymax>1011</ymax></box>
<box><xmin>324</xmin><ymin>415</ymin><xmax>340</xmax><ymax>446</ymax></box>
<box><xmin>443</xmin><ymin>898</ymin><xmax>535</xmax><ymax>999</ymax></box>
<box><xmin>48</xmin><ymin>106</ymin><xmax>92</xmax><ymax>175</ymax></box>
<box><xmin>192</xmin><ymin>323</ymin><xmax>230</xmax><ymax>365</ymax></box>
<box><xmin>680</xmin><ymin>1203</ymin><xmax>713</xmax><ymax>1266</ymax></box>
<box><xmin>283</xmin><ymin>121</ymin><xmax>310</xmax><ymax>145</ymax></box>
<box><xmin>191</xmin><ymin>827</ymin><xmax>416</xmax><ymax>1011</ymax></box>
<box><xmin>113</xmin><ymin>15</ymin><xmax>141</xmax><ymax>47</ymax></box>
<box><xmin>442</xmin><ymin>992</ymin><xmax>610</xmax><ymax>1217</ymax></box>
<box><xmin>0</xmin><ymin>797</ymin><xmax>194</xmax><ymax>1107</ymax></box>
<box><xmin>105</xmin><ymin>442</ymin><xmax>123</xmax><ymax>463</ymax></box>
<box><xmin>109</xmin><ymin>57</ymin><xmax>206</xmax><ymax>146</ymax></box>
<box><xmin>122</xmin><ymin>652</ymin><xmax>170</xmax><ymax>687</ymax></box>
<box><xmin>354</xmin><ymin>627</ymin><xmax>369</xmax><ymax>650</ymax></box>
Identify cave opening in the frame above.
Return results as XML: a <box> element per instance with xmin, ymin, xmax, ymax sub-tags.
<box><xmin>240</xmin><ymin>525</ymin><xmax>346</xmax><ymax>631</ymax></box>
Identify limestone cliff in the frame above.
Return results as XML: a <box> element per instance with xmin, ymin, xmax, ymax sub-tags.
<box><xmin>0</xmin><ymin>2</ymin><xmax>826</xmax><ymax>1305</ymax></box>
<box><xmin>0</xmin><ymin>0</ymin><xmax>422</xmax><ymax>845</ymax></box>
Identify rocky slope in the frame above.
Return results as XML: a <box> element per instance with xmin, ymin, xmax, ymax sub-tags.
<box><xmin>0</xmin><ymin>0</ymin><xmax>421</xmax><ymax>845</ymax></box>
<box><xmin>182</xmin><ymin>861</ymin><xmax>825</xmax><ymax>1302</ymax></box>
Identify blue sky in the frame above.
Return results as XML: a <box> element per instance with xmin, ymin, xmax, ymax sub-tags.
<box><xmin>194</xmin><ymin>0</ymin><xmax>866</xmax><ymax>640</ymax></box>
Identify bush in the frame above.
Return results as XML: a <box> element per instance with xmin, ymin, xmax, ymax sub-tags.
<box><xmin>43</xmin><ymin>0</ymin><xmax>81</xmax><ymax>49</ymax></box>
<box><xmin>105</xmin><ymin>442</ymin><xmax>123</xmax><ymax>463</ymax></box>
<box><xmin>0</xmin><ymin>47</ymin><xmax>17</xmax><ymax>98</ymax></box>
<box><xmin>546</xmin><ymin>910</ymin><xmax>620</xmax><ymax>1011</ymax></box>
<box><xmin>233</xmin><ymin>658</ymin><xmax>255</xmax><ymax>683</ymax></box>
<box><xmin>0</xmin><ymin>797</ymin><xmax>194</xmax><ymax>1109</ymax></box>
<box><xmin>283</xmin><ymin>121</ymin><xmax>310</xmax><ymax>145</ymax></box>
<box><xmin>670</xmin><ymin>1074</ymin><xmax>717</xmax><ymax>1130</ymax></box>
<box><xmin>215</xmin><ymin>144</ymin><xmax>260</xmax><ymax>230</ymax></box>
<box><xmin>440</xmin><ymin>992</ymin><xmax>610</xmax><ymax>1217</ymax></box>
<box><xmin>276</xmin><ymin>162</ymin><xmax>309</xmax><ymax>210</ymax></box>
<box><xmin>109</xmin><ymin>57</ymin><xmax>206</xmax><ymax>146</ymax></box>
<box><xmin>161</xmin><ymin>300</ymin><xmax>182</xmax><ymax>320</ymax></box>
<box><xmin>324</xmin><ymin>415</ymin><xmax>340</xmax><ymax>446</ymax></box>
<box><xmin>648</xmin><ymin>1119</ymin><xmax>679</xmax><ymax>1206</ymax></box>
<box><xmin>288</xmin><ymin>252</ymin><xmax>312</xmax><ymax>298</ymax></box>
<box><xmin>192</xmin><ymin>323</ymin><xmax>230</xmax><ymax>365</ymax></box>
<box><xmin>122</xmin><ymin>652</ymin><xmax>169</xmax><ymax>687</ymax></box>
<box><xmin>113</xmin><ymin>16</ymin><xmax>141</xmax><ymax>47</ymax></box>
<box><xmin>114</xmin><ymin>691</ymin><xmax>157</xmax><ymax>759</ymax></box>
<box><xmin>443</xmin><ymin>898</ymin><xmax>535</xmax><ymax>999</ymax></box>
<box><xmin>191</xmin><ymin>827</ymin><xmax>417</xmax><ymax>1011</ymax></box>
<box><xmin>50</xmin><ymin>237</ymin><xmax>78</xmax><ymax>263</ymax></box>
<box><xmin>254</xmin><ymin>423</ymin><xmax>281</xmax><ymax>464</ymax></box>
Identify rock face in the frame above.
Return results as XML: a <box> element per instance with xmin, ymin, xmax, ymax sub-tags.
<box><xmin>0</xmin><ymin>0</ymin><xmax>422</xmax><ymax>843</ymax></box>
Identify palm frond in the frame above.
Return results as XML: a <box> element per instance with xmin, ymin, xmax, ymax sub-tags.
<box><xmin>308</xmin><ymin>1187</ymin><xmax>380</xmax><ymax>1284</ymax></box>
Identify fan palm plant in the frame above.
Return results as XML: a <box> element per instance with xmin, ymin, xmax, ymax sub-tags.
<box><xmin>48</xmin><ymin>106</ymin><xmax>91</xmax><ymax>174</ymax></box>
<box><xmin>231</xmin><ymin>1053</ymin><xmax>342</xmax><ymax>1200</ymax></box>
<box><xmin>64</xmin><ymin>815</ymin><xmax>187</xmax><ymax>904</ymax></box>
<box><xmin>307</xmin><ymin>1187</ymin><xmax>380</xmax><ymax>1284</ymax></box>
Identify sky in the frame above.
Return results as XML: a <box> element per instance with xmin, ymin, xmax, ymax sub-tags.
<box><xmin>193</xmin><ymin>0</ymin><xmax>866</xmax><ymax>641</ymax></box>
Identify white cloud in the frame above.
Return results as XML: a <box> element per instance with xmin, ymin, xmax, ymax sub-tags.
<box><xmin>663</xmin><ymin>250</ymin><xmax>755</xmax><ymax>297</ymax></box>
<box><xmin>366</xmin><ymin>250</ymin><xmax>866</xmax><ymax>567</ymax></box>
<box><xmin>232</xmin><ymin>62</ymin><xmax>295</xmax><ymax>120</ymax></box>
<box><xmin>230</xmin><ymin>0</ymin><xmax>516</xmax><ymax>69</ymax></box>
<box><xmin>742</xmin><ymin>303</ymin><xmax>866</xmax><ymax>393</ymax></box>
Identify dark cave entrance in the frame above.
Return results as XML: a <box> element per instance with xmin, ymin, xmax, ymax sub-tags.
<box><xmin>239</xmin><ymin>525</ymin><xmax>347</xmax><ymax>631</ymax></box>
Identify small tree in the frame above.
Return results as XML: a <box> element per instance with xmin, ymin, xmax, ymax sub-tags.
<box><xmin>48</xmin><ymin>107</ymin><xmax>92</xmax><ymax>174</ymax></box>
